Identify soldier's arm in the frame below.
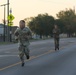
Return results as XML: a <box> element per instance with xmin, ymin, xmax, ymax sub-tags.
<box><xmin>53</xmin><ymin>29</ymin><xmax>55</xmax><ymax>38</ymax></box>
<box><xmin>14</xmin><ymin>28</ymin><xmax>19</xmax><ymax>41</ymax></box>
<box><xmin>27</xmin><ymin>28</ymin><xmax>32</xmax><ymax>39</ymax></box>
<box><xmin>14</xmin><ymin>29</ymin><xmax>19</xmax><ymax>36</ymax></box>
<box><xmin>58</xmin><ymin>29</ymin><xmax>61</xmax><ymax>34</ymax></box>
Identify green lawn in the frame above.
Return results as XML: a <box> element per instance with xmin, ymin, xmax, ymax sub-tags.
<box><xmin>0</xmin><ymin>42</ymin><xmax>14</xmax><ymax>45</ymax></box>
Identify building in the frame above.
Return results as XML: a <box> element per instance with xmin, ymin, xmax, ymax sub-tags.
<box><xmin>0</xmin><ymin>23</ymin><xmax>18</xmax><ymax>41</ymax></box>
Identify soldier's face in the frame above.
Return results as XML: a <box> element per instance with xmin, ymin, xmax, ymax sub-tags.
<box><xmin>55</xmin><ymin>25</ymin><xmax>58</xmax><ymax>29</ymax></box>
<box><xmin>19</xmin><ymin>21</ymin><xmax>25</xmax><ymax>29</ymax></box>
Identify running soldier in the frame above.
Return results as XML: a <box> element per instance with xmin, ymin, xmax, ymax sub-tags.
<box><xmin>53</xmin><ymin>25</ymin><xmax>60</xmax><ymax>51</ymax></box>
<box><xmin>14</xmin><ymin>20</ymin><xmax>32</xmax><ymax>67</ymax></box>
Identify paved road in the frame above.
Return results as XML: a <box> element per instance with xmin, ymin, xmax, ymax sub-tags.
<box><xmin>0</xmin><ymin>38</ymin><xmax>76</xmax><ymax>75</ymax></box>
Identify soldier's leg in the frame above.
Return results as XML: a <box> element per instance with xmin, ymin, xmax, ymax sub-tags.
<box><xmin>24</xmin><ymin>46</ymin><xmax>30</xmax><ymax>59</ymax></box>
<box><xmin>57</xmin><ymin>38</ymin><xmax>59</xmax><ymax>50</ymax></box>
<box><xmin>19</xmin><ymin>46</ymin><xmax>25</xmax><ymax>63</ymax></box>
<box><xmin>54</xmin><ymin>38</ymin><xmax>57</xmax><ymax>50</ymax></box>
<box><xmin>56</xmin><ymin>39</ymin><xmax>58</xmax><ymax>50</ymax></box>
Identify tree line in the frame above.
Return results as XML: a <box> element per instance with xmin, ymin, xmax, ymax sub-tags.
<box><xmin>24</xmin><ymin>8</ymin><xmax>76</xmax><ymax>38</ymax></box>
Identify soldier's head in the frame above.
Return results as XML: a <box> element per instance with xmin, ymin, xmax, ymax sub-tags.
<box><xmin>19</xmin><ymin>20</ymin><xmax>25</xmax><ymax>29</ymax></box>
<box><xmin>54</xmin><ymin>25</ymin><xmax>58</xmax><ymax>29</ymax></box>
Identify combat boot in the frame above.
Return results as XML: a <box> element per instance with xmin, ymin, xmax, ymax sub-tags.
<box><xmin>55</xmin><ymin>48</ymin><xmax>57</xmax><ymax>51</ymax></box>
<box><xmin>26</xmin><ymin>55</ymin><xmax>30</xmax><ymax>59</ymax></box>
<box><xmin>22</xmin><ymin>62</ymin><xmax>25</xmax><ymax>67</ymax></box>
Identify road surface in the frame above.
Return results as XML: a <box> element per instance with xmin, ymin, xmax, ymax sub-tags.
<box><xmin>0</xmin><ymin>38</ymin><xmax>76</xmax><ymax>75</ymax></box>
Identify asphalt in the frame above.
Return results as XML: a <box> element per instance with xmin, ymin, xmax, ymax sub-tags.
<box><xmin>0</xmin><ymin>38</ymin><xmax>76</xmax><ymax>75</ymax></box>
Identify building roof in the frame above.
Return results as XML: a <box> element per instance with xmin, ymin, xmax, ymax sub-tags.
<box><xmin>0</xmin><ymin>23</ymin><xmax>7</xmax><ymax>28</ymax></box>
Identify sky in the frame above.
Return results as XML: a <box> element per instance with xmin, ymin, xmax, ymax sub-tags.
<box><xmin>0</xmin><ymin>0</ymin><xmax>76</xmax><ymax>26</ymax></box>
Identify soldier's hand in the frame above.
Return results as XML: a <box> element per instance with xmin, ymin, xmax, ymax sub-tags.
<box><xmin>15</xmin><ymin>38</ymin><xmax>18</xmax><ymax>41</ymax></box>
<box><xmin>13</xmin><ymin>39</ymin><xmax>18</xmax><ymax>43</ymax></box>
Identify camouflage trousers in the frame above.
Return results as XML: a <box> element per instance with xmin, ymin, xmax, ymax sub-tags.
<box><xmin>54</xmin><ymin>38</ymin><xmax>59</xmax><ymax>50</ymax></box>
<box><xmin>18</xmin><ymin>45</ymin><xmax>29</xmax><ymax>62</ymax></box>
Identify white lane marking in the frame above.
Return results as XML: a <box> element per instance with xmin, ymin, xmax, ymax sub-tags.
<box><xmin>4</xmin><ymin>52</ymin><xmax>18</xmax><ymax>53</ymax></box>
<box><xmin>0</xmin><ymin>55</ymin><xmax>18</xmax><ymax>57</ymax></box>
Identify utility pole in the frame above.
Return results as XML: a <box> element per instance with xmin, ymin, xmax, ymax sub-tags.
<box><xmin>7</xmin><ymin>0</ymin><xmax>10</xmax><ymax>42</ymax></box>
<box><xmin>4</xmin><ymin>5</ymin><xmax>6</xmax><ymax>42</ymax></box>
<box><xmin>0</xmin><ymin>4</ymin><xmax>9</xmax><ymax>42</ymax></box>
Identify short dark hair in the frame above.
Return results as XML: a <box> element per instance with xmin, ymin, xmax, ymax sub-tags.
<box><xmin>20</xmin><ymin>20</ymin><xmax>25</xmax><ymax>23</ymax></box>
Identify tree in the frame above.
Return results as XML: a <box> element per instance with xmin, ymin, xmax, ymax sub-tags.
<box><xmin>28</xmin><ymin>13</ymin><xmax>55</xmax><ymax>38</ymax></box>
<box><xmin>56</xmin><ymin>8</ymin><xmax>76</xmax><ymax>37</ymax></box>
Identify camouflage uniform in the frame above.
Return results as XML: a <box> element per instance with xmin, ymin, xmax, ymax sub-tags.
<box><xmin>53</xmin><ymin>28</ymin><xmax>60</xmax><ymax>50</ymax></box>
<box><xmin>14</xmin><ymin>27</ymin><xmax>32</xmax><ymax>62</ymax></box>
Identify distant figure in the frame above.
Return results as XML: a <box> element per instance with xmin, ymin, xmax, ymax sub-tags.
<box><xmin>14</xmin><ymin>20</ymin><xmax>32</xmax><ymax>67</ymax></box>
<box><xmin>53</xmin><ymin>25</ymin><xmax>60</xmax><ymax>51</ymax></box>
